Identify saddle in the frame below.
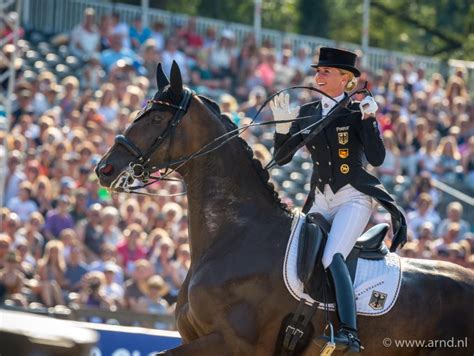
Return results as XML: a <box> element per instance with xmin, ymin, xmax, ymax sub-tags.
<box><xmin>297</xmin><ymin>213</ymin><xmax>389</xmax><ymax>303</ymax></box>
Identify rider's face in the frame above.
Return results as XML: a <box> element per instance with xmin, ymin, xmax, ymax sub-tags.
<box><xmin>314</xmin><ymin>66</ymin><xmax>347</xmax><ymax>97</ymax></box>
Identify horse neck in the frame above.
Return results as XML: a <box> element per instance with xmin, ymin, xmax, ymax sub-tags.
<box><xmin>182</xmin><ymin>140</ymin><xmax>287</xmax><ymax>262</ymax></box>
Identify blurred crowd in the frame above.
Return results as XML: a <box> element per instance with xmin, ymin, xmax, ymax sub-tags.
<box><xmin>0</xmin><ymin>7</ymin><xmax>473</xmax><ymax>327</ymax></box>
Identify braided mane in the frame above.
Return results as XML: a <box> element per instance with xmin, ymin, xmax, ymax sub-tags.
<box><xmin>199</xmin><ymin>95</ymin><xmax>290</xmax><ymax>214</ymax></box>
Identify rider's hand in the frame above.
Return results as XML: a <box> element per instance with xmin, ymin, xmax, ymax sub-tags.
<box><xmin>270</xmin><ymin>93</ymin><xmax>300</xmax><ymax>133</ymax></box>
<box><xmin>359</xmin><ymin>96</ymin><xmax>378</xmax><ymax>119</ymax></box>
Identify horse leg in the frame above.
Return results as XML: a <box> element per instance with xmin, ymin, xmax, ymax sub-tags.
<box><xmin>157</xmin><ymin>333</ymin><xmax>226</xmax><ymax>355</ymax></box>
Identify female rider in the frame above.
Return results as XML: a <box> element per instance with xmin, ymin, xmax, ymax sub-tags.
<box><xmin>271</xmin><ymin>47</ymin><xmax>407</xmax><ymax>353</ymax></box>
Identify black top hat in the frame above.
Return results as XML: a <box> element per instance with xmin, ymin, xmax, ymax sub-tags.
<box><xmin>311</xmin><ymin>47</ymin><xmax>361</xmax><ymax>77</ymax></box>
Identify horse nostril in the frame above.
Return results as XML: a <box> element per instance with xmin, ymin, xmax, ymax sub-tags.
<box><xmin>100</xmin><ymin>164</ymin><xmax>114</xmax><ymax>176</ymax></box>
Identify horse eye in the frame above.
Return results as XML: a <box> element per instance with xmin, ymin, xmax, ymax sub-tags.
<box><xmin>152</xmin><ymin>115</ymin><xmax>165</xmax><ymax>123</ymax></box>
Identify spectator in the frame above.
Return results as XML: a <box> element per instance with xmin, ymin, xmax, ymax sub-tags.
<box><xmin>255</xmin><ymin>48</ymin><xmax>277</xmax><ymax>88</ymax></box>
<box><xmin>181</xmin><ymin>17</ymin><xmax>203</xmax><ymax>50</ymax></box>
<box><xmin>64</xmin><ymin>242</ymin><xmax>88</xmax><ymax>292</ymax></box>
<box><xmin>142</xmin><ymin>202</ymin><xmax>160</xmax><ymax>233</ymax></box>
<box><xmin>11</xmin><ymin>89</ymin><xmax>34</xmax><ymax>128</ymax></box>
<box><xmin>411</xmin><ymin>117</ymin><xmax>428</xmax><ymax>152</ymax></box>
<box><xmin>111</xmin><ymin>12</ymin><xmax>131</xmax><ymax>49</ymax></box>
<box><xmin>403</xmin><ymin>171</ymin><xmax>440</xmax><ymax>209</ymax></box>
<box><xmin>14</xmin><ymin>212</ymin><xmax>45</xmax><ymax>261</ymax></box>
<box><xmin>70</xmin><ymin>7</ymin><xmax>100</xmax><ymax>59</ymax></box>
<box><xmin>35</xmin><ymin>240</ymin><xmax>66</xmax><ymax>307</ymax></box>
<box><xmin>43</xmin><ymin>195</ymin><xmax>74</xmax><ymax>240</ymax></box>
<box><xmin>161</xmin><ymin>36</ymin><xmax>189</xmax><ymax>83</ymax></box>
<box><xmin>102</xmin><ymin>262</ymin><xmax>124</xmax><ymax>307</ymax></box>
<box><xmin>124</xmin><ymin>259</ymin><xmax>153</xmax><ymax>311</ymax></box>
<box><xmin>415</xmin><ymin>134</ymin><xmax>439</xmax><ymax>175</ymax></box>
<box><xmin>171</xmin><ymin>244</ymin><xmax>190</xmax><ymax>289</ymax></box>
<box><xmin>426</xmin><ymin>73</ymin><xmax>445</xmax><ymax>100</ymax></box>
<box><xmin>377</xmin><ymin>130</ymin><xmax>401</xmax><ymax>188</ymax></box>
<box><xmin>4</xmin><ymin>150</ymin><xmax>25</xmax><ymax>205</ymax></box>
<box><xmin>78</xmin><ymin>271</ymin><xmax>113</xmax><ymax>309</ymax></box>
<box><xmin>416</xmin><ymin>222</ymin><xmax>436</xmax><ymax>258</ymax></box>
<box><xmin>6</xmin><ymin>181</ymin><xmax>38</xmax><ymax>222</ymax></box>
<box><xmin>1</xmin><ymin>12</ymin><xmax>24</xmax><ymax>43</ymax></box>
<box><xmin>79</xmin><ymin>203</ymin><xmax>103</xmax><ymax>261</ymax></box>
<box><xmin>238</xmin><ymin>86</ymin><xmax>269</xmax><ymax>122</ymax></box>
<box><xmin>82</xmin><ymin>55</ymin><xmax>104</xmax><ymax>90</ymax></box>
<box><xmin>289</xmin><ymin>46</ymin><xmax>312</xmax><ymax>74</ymax></box>
<box><xmin>129</xmin><ymin>16</ymin><xmax>152</xmax><ymax>50</ymax></box>
<box><xmin>393</xmin><ymin>116</ymin><xmax>416</xmax><ymax>176</ymax></box>
<box><xmin>407</xmin><ymin>193</ymin><xmax>441</xmax><ymax>239</ymax></box>
<box><xmin>462</xmin><ymin>136</ymin><xmax>474</xmax><ymax>188</ymax></box>
<box><xmin>117</xmin><ymin>223</ymin><xmax>146</xmax><ymax>275</ymax></box>
<box><xmin>150</xmin><ymin>21</ymin><xmax>166</xmax><ymax>51</ymax></box>
<box><xmin>435</xmin><ymin>136</ymin><xmax>462</xmax><ymax>183</ymax></box>
<box><xmin>208</xmin><ymin>30</ymin><xmax>236</xmax><ymax>81</ymax></box>
<box><xmin>100</xmin><ymin>206</ymin><xmax>122</xmax><ymax>246</ymax></box>
<box><xmin>150</xmin><ymin>236</ymin><xmax>178</xmax><ymax>304</ymax></box>
<box><xmin>203</xmin><ymin>26</ymin><xmax>217</xmax><ymax>49</ymax></box>
<box><xmin>97</xmin><ymin>83</ymin><xmax>118</xmax><ymax>123</ymax></box>
<box><xmin>59</xmin><ymin>76</ymin><xmax>80</xmax><ymax>120</ymax></box>
<box><xmin>3</xmin><ymin>212</ymin><xmax>21</xmax><ymax>242</ymax></box>
<box><xmin>0</xmin><ymin>234</ymin><xmax>12</xmax><ymax>270</ymax></box>
<box><xmin>88</xmin><ymin>244</ymin><xmax>124</xmax><ymax>284</ymax></box>
<box><xmin>70</xmin><ymin>187</ymin><xmax>89</xmax><ymax>223</ymax></box>
<box><xmin>432</xmin><ymin>222</ymin><xmax>463</xmax><ymax>256</ymax></box>
<box><xmin>32</xmin><ymin>175</ymin><xmax>53</xmax><ymax>216</ymax></box>
<box><xmin>100</xmin><ymin>33</ymin><xmax>138</xmax><ymax>72</ymax></box>
<box><xmin>0</xmin><ymin>251</ymin><xmax>25</xmax><ymax>301</ymax></box>
<box><xmin>437</xmin><ymin>202</ymin><xmax>470</xmax><ymax>239</ymax></box>
<box><xmin>137</xmin><ymin>275</ymin><xmax>171</xmax><ymax>329</ymax></box>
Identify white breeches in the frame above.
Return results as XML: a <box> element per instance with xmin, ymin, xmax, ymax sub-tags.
<box><xmin>308</xmin><ymin>184</ymin><xmax>373</xmax><ymax>268</ymax></box>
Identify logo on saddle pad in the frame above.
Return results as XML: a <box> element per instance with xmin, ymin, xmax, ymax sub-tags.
<box><xmin>369</xmin><ymin>290</ymin><xmax>388</xmax><ymax>310</ymax></box>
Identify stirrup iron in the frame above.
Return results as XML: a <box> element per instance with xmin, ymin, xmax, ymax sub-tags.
<box><xmin>320</xmin><ymin>322</ymin><xmax>336</xmax><ymax>356</ymax></box>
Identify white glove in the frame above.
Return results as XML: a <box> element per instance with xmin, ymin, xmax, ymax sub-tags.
<box><xmin>359</xmin><ymin>96</ymin><xmax>379</xmax><ymax>118</ymax></box>
<box><xmin>270</xmin><ymin>93</ymin><xmax>300</xmax><ymax>133</ymax></box>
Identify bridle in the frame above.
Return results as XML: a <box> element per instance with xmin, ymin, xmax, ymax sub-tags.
<box><xmin>111</xmin><ymin>88</ymin><xmax>193</xmax><ymax>193</ymax></box>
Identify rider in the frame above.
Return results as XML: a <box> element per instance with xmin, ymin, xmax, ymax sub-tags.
<box><xmin>271</xmin><ymin>47</ymin><xmax>407</xmax><ymax>352</ymax></box>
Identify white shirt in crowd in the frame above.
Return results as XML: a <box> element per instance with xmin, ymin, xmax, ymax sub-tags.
<box><xmin>70</xmin><ymin>24</ymin><xmax>100</xmax><ymax>57</ymax></box>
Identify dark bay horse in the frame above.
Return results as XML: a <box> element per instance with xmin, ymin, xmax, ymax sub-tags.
<box><xmin>96</xmin><ymin>62</ymin><xmax>474</xmax><ymax>355</ymax></box>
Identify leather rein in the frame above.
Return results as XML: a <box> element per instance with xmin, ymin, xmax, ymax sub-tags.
<box><xmin>110</xmin><ymin>84</ymin><xmax>372</xmax><ymax>195</ymax></box>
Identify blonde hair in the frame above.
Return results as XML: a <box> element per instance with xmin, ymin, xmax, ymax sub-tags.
<box><xmin>39</xmin><ymin>240</ymin><xmax>66</xmax><ymax>273</ymax></box>
<box><xmin>437</xmin><ymin>136</ymin><xmax>461</xmax><ymax>160</ymax></box>
<box><xmin>339</xmin><ymin>69</ymin><xmax>357</xmax><ymax>91</ymax></box>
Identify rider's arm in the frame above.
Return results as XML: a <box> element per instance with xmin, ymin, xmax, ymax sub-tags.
<box><xmin>357</xmin><ymin>114</ymin><xmax>386</xmax><ymax>167</ymax></box>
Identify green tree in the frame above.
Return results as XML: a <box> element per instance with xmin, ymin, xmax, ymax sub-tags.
<box><xmin>297</xmin><ymin>0</ymin><xmax>330</xmax><ymax>37</ymax></box>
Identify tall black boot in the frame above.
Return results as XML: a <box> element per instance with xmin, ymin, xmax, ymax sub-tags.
<box><xmin>327</xmin><ymin>253</ymin><xmax>361</xmax><ymax>353</ymax></box>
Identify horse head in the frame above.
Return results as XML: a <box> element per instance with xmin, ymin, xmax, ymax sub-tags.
<box><xmin>95</xmin><ymin>61</ymin><xmax>221</xmax><ymax>191</ymax></box>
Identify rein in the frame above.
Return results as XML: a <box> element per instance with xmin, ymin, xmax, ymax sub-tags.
<box><xmin>111</xmin><ymin>83</ymin><xmax>372</xmax><ymax>195</ymax></box>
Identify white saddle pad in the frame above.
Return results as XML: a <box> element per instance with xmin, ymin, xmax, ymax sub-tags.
<box><xmin>283</xmin><ymin>212</ymin><xmax>402</xmax><ymax>316</ymax></box>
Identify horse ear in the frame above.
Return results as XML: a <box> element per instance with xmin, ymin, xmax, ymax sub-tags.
<box><xmin>156</xmin><ymin>63</ymin><xmax>169</xmax><ymax>89</ymax></box>
<box><xmin>169</xmin><ymin>60</ymin><xmax>183</xmax><ymax>98</ymax></box>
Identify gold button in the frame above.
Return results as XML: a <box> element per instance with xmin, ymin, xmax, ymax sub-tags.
<box><xmin>340</xmin><ymin>164</ymin><xmax>350</xmax><ymax>174</ymax></box>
